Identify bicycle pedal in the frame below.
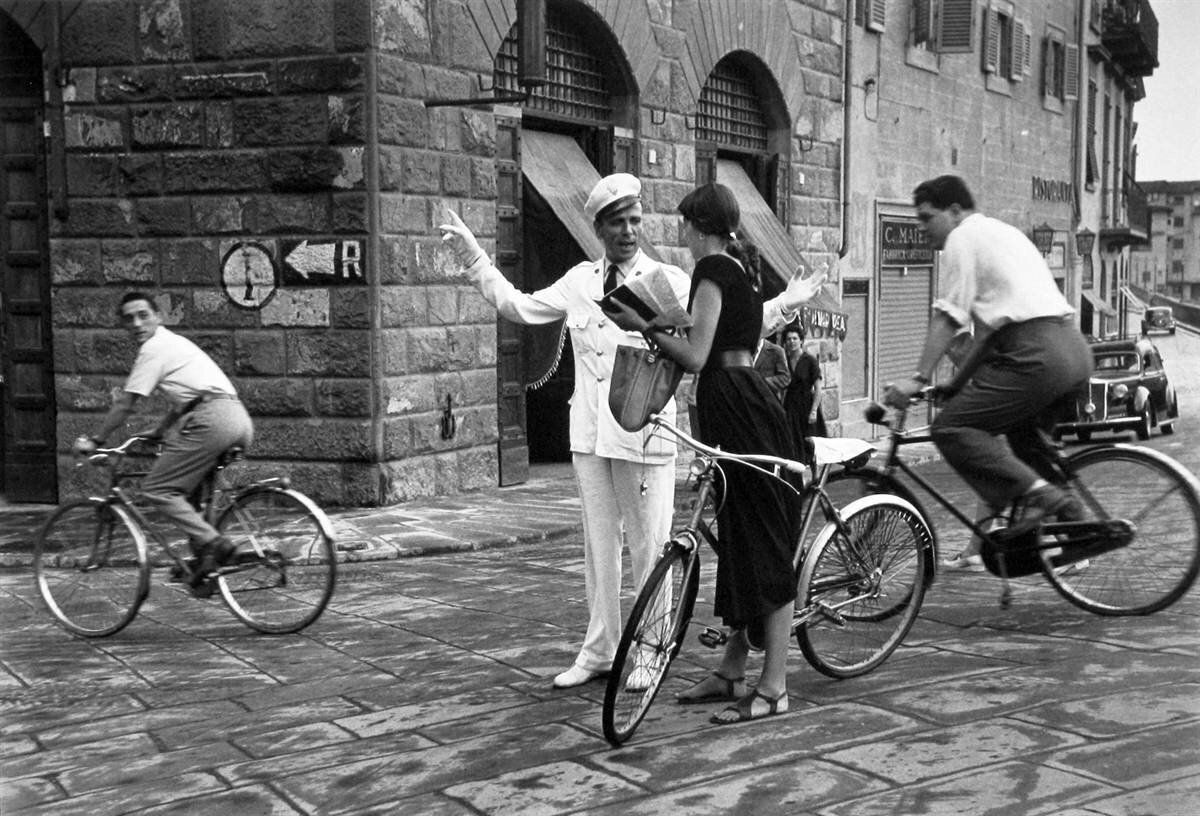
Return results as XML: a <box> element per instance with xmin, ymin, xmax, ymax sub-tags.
<box><xmin>698</xmin><ymin>626</ymin><xmax>727</xmax><ymax>649</ymax></box>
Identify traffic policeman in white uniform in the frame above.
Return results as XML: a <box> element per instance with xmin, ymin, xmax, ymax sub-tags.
<box><xmin>441</xmin><ymin>174</ymin><xmax>824</xmax><ymax>688</ymax></box>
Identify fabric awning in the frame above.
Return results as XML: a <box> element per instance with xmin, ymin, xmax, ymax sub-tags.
<box><xmin>520</xmin><ymin>130</ymin><xmax>660</xmax><ymax>262</ymax></box>
<box><xmin>1119</xmin><ymin>285</ymin><xmax>1145</xmax><ymax>310</ymax></box>
<box><xmin>1081</xmin><ymin>289</ymin><xmax>1117</xmax><ymax>317</ymax></box>
<box><xmin>716</xmin><ymin>160</ymin><xmax>846</xmax><ymax>338</ymax></box>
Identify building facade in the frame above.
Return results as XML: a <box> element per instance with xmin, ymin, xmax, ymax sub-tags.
<box><xmin>1131</xmin><ymin>180</ymin><xmax>1200</xmax><ymax>302</ymax></box>
<box><xmin>838</xmin><ymin>0</ymin><xmax>1155</xmax><ymax>438</ymax></box>
<box><xmin>0</xmin><ymin>0</ymin><xmax>847</xmax><ymax>505</ymax></box>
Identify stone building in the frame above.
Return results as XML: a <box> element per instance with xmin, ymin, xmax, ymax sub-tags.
<box><xmin>838</xmin><ymin>0</ymin><xmax>1155</xmax><ymax>437</ymax></box>
<box><xmin>1132</xmin><ymin>180</ymin><xmax>1200</xmax><ymax>302</ymax></box>
<box><xmin>0</xmin><ymin>0</ymin><xmax>847</xmax><ymax>505</ymax></box>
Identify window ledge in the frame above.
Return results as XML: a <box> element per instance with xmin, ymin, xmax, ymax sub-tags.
<box><xmin>905</xmin><ymin>46</ymin><xmax>940</xmax><ymax>74</ymax></box>
<box><xmin>1042</xmin><ymin>95</ymin><xmax>1064</xmax><ymax>115</ymax></box>
<box><xmin>985</xmin><ymin>73</ymin><xmax>1013</xmax><ymax>96</ymax></box>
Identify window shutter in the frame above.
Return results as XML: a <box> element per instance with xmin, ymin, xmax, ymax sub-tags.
<box><xmin>1023</xmin><ymin>23</ymin><xmax>1032</xmax><ymax>75</ymax></box>
<box><xmin>937</xmin><ymin>0</ymin><xmax>974</xmax><ymax>53</ymax></box>
<box><xmin>855</xmin><ymin>0</ymin><xmax>866</xmax><ymax>27</ymax></box>
<box><xmin>1042</xmin><ymin>36</ymin><xmax>1055</xmax><ymax>96</ymax></box>
<box><xmin>914</xmin><ymin>0</ymin><xmax>933</xmax><ymax>44</ymax></box>
<box><xmin>982</xmin><ymin>8</ymin><xmax>1000</xmax><ymax>73</ymax></box>
<box><xmin>1064</xmin><ymin>43</ymin><xmax>1080</xmax><ymax>100</ymax></box>
<box><xmin>768</xmin><ymin>153</ymin><xmax>789</xmax><ymax>225</ymax></box>
<box><xmin>696</xmin><ymin>144</ymin><xmax>717</xmax><ymax>187</ymax></box>
<box><xmin>1010</xmin><ymin>19</ymin><xmax>1026</xmax><ymax>81</ymax></box>
<box><xmin>867</xmin><ymin>0</ymin><xmax>886</xmax><ymax>32</ymax></box>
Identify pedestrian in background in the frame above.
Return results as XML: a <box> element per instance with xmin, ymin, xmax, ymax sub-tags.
<box><xmin>753</xmin><ymin>337</ymin><xmax>791</xmax><ymax>403</ymax></box>
<box><xmin>782</xmin><ymin>325</ymin><xmax>822</xmax><ymax>459</ymax></box>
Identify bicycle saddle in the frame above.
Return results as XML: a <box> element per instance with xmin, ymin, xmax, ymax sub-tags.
<box><xmin>810</xmin><ymin>437</ymin><xmax>875</xmax><ymax>467</ymax></box>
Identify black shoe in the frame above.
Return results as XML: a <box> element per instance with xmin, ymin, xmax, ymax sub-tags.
<box><xmin>1006</xmin><ymin>484</ymin><xmax>1077</xmax><ymax>538</ymax></box>
<box><xmin>188</xmin><ymin>536</ymin><xmax>235</xmax><ymax>594</ymax></box>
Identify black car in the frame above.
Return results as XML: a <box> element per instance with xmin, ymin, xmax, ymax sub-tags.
<box><xmin>1055</xmin><ymin>337</ymin><xmax>1180</xmax><ymax>442</ymax></box>
<box><xmin>1141</xmin><ymin>306</ymin><xmax>1176</xmax><ymax>336</ymax></box>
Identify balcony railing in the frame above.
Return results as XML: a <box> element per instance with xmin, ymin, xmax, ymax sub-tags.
<box><xmin>1101</xmin><ymin>0</ymin><xmax>1159</xmax><ymax>77</ymax></box>
<box><xmin>1101</xmin><ymin>177</ymin><xmax>1150</xmax><ymax>251</ymax></box>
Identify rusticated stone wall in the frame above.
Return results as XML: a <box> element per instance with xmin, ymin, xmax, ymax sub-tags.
<box><xmin>51</xmin><ymin>0</ymin><xmax>377</xmax><ymax>505</ymax></box>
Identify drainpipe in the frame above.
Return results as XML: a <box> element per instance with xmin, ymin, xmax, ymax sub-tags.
<box><xmin>838</xmin><ymin>3</ymin><xmax>853</xmax><ymax>259</ymax></box>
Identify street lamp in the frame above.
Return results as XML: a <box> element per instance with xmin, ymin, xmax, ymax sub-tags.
<box><xmin>1031</xmin><ymin>223</ymin><xmax>1055</xmax><ymax>255</ymax></box>
<box><xmin>1075</xmin><ymin>227</ymin><xmax>1095</xmax><ymax>257</ymax></box>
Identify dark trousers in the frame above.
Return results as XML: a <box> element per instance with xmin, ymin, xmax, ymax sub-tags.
<box><xmin>931</xmin><ymin>317</ymin><xmax>1092</xmax><ymax>510</ymax></box>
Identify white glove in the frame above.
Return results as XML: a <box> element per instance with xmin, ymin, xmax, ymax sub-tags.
<box><xmin>780</xmin><ymin>269</ymin><xmax>828</xmax><ymax>312</ymax></box>
<box><xmin>438</xmin><ymin>209</ymin><xmax>486</xmax><ymax>268</ymax></box>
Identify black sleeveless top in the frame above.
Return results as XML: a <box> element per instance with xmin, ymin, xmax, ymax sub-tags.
<box><xmin>688</xmin><ymin>254</ymin><xmax>763</xmax><ymax>369</ymax></box>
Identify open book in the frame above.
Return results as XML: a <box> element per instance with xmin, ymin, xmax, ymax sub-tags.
<box><xmin>598</xmin><ymin>266</ymin><xmax>692</xmax><ymax>329</ymax></box>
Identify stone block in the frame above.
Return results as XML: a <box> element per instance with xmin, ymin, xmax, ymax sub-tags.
<box><xmin>50</xmin><ymin>241</ymin><xmax>103</xmax><ymax>285</ymax></box>
<box><xmin>164</xmin><ymin>152</ymin><xmax>268</xmax><ymax>193</ymax></box>
<box><xmin>378</xmin><ymin>146</ymin><xmax>403</xmax><ymax>192</ymax></box>
<box><xmin>410</xmin><ymin>328</ymin><xmax>451</xmax><ymax>372</ymax></box>
<box><xmin>193</xmin><ymin>196</ymin><xmax>248</xmax><ymax>234</ymax></box>
<box><xmin>267</xmin><ymin>148</ymin><xmax>346</xmax><ymax>193</ymax></box>
<box><xmin>475</xmin><ymin>324</ymin><xmax>497</xmax><ymax>366</ymax></box>
<box><xmin>137</xmin><ymin>198</ymin><xmax>192</xmax><ymax>236</ymax></box>
<box><xmin>64</xmin><ymin>111</ymin><xmax>125</xmax><ymax>150</ymax></box>
<box><xmin>456</xmin><ymin>368</ymin><xmax>498</xmax><ymax>407</ymax></box>
<box><xmin>277</xmin><ymin>56</ymin><xmax>365</xmax><ymax>93</ymax></box>
<box><xmin>432</xmin><ymin>0</ymin><xmax>493</xmax><ymax>71</ymax></box>
<box><xmin>61</xmin><ymin>1</ymin><xmax>137</xmax><ymax>65</ymax></box>
<box><xmin>204</xmin><ymin>102</ymin><xmax>235</xmax><ymax>149</ymax></box>
<box><xmin>457</xmin><ymin>287</ymin><xmax>495</xmax><ymax>324</ymax></box>
<box><xmin>459</xmin><ymin>110</ymin><xmax>495</xmax><ymax>156</ymax></box>
<box><xmin>66</xmin><ymin>154</ymin><xmax>119</xmax><ymax>196</ymax></box>
<box><xmin>238</xmin><ymin>377</ymin><xmax>315</xmax><ymax>417</ymax></box>
<box><xmin>376</xmin><ymin>0</ymin><xmax>432</xmax><ymax>57</ymax></box>
<box><xmin>379</xmin><ymin>286</ymin><xmax>423</xmax><ymax>327</ymax></box>
<box><xmin>425</xmin><ymin>286</ymin><xmax>459</xmax><ymax>326</ymax></box>
<box><xmin>445</xmin><ymin>325</ymin><xmax>478</xmax><ymax>370</ymax></box>
<box><xmin>185</xmin><ymin>295</ymin><xmax>257</xmax><ymax>330</ymax></box>
<box><xmin>382</xmin><ymin>455</ymin><xmax>440</xmax><ymax>504</ymax></box>
<box><xmin>332</xmin><ymin>193</ymin><xmax>369</xmax><ymax>233</ymax></box>
<box><xmin>379</xmin><ymin>194</ymin><xmax>423</xmax><ymax>233</ymax></box>
<box><xmin>139</xmin><ymin>0</ymin><xmax>190</xmax><ymax>62</ymax></box>
<box><xmin>132</xmin><ymin>104</ymin><xmax>204</xmax><ymax>148</ymax></box>
<box><xmin>333</xmin><ymin>147</ymin><xmax>365</xmax><ymax>190</ymax></box>
<box><xmin>378</xmin><ymin>236</ymin><xmax>407</xmax><ymax>284</ymax></box>
<box><xmin>55</xmin><ymin>374</ymin><xmax>118</xmax><ymax>412</ymax></box>
<box><xmin>333</xmin><ymin>0</ymin><xmax>370</xmax><ymax>51</ymax></box>
<box><xmin>402</xmin><ymin>151</ymin><xmax>441</xmax><ymax>194</ymax></box>
<box><xmin>288</xmin><ymin>330</ymin><xmax>371</xmax><ymax>377</ymax></box>
<box><xmin>176</xmin><ymin>69</ymin><xmax>273</xmax><ymax>98</ymax></box>
<box><xmin>100</xmin><ymin>241</ymin><xmax>157</xmax><ymax>283</ymax></box>
<box><xmin>63</xmin><ymin>68</ymin><xmax>97</xmax><ymax>104</ymax></box>
<box><xmin>247</xmin><ymin>195</ymin><xmax>331</xmax><ymax>234</ymax></box>
<box><xmin>377</xmin><ymin>97</ymin><xmax>429</xmax><ymax>148</ymax></box>
<box><xmin>379</xmin><ymin>329</ymin><xmax>408</xmax><ymax>375</ymax></box>
<box><xmin>261</xmin><ymin>289</ymin><xmax>331</xmax><ymax>327</ymax></box>
<box><xmin>233</xmin><ymin>331</ymin><xmax>288</xmax><ymax>376</ymax></box>
<box><xmin>160</xmin><ymin>239</ymin><xmax>217</xmax><ymax>285</ymax></box>
<box><xmin>316</xmin><ymin>378</ymin><xmax>372</xmax><ymax>417</ymax></box>
<box><xmin>382</xmin><ymin>374</ymin><xmax>437</xmax><ymax>415</ymax></box>
<box><xmin>442</xmin><ymin>155</ymin><xmax>471</xmax><ymax>196</ymax></box>
<box><xmin>329</xmin><ymin>287</ymin><xmax>370</xmax><ymax>328</ymax></box>
<box><xmin>118</xmin><ymin>154</ymin><xmax>162</xmax><ymax>196</ymax></box>
<box><xmin>376</xmin><ymin>56</ymin><xmax>424</xmax><ymax>96</ymax></box>
<box><xmin>470</xmin><ymin>158</ymin><xmax>497</xmax><ymax>199</ymax></box>
<box><xmin>224</xmin><ymin>1</ymin><xmax>334</xmax><ymax>58</ymax></box>
<box><xmin>251</xmin><ymin>417</ymin><xmax>370</xmax><ymax>461</ymax></box>
<box><xmin>51</xmin><ymin>201</ymin><xmax>132</xmax><ymax>239</ymax></box>
<box><xmin>234</xmin><ymin>98</ymin><xmax>329</xmax><ymax>147</ymax></box>
<box><xmin>328</xmin><ymin>96</ymin><xmax>366</xmax><ymax>144</ymax></box>
<box><xmin>457</xmin><ymin>445</ymin><xmax>499</xmax><ymax>492</ymax></box>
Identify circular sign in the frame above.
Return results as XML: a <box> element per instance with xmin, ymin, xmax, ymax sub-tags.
<box><xmin>221</xmin><ymin>243</ymin><xmax>277</xmax><ymax>309</ymax></box>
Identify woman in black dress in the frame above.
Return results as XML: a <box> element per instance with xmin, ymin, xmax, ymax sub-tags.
<box><xmin>603</xmin><ymin>183</ymin><xmax>820</xmax><ymax>724</ymax></box>
<box><xmin>782</xmin><ymin>324</ymin><xmax>822</xmax><ymax>462</ymax></box>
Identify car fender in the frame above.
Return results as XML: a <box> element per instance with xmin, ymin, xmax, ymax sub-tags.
<box><xmin>1134</xmin><ymin>385</ymin><xmax>1151</xmax><ymax>411</ymax></box>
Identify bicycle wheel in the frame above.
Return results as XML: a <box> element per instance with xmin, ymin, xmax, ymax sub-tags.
<box><xmin>215</xmin><ymin>487</ymin><xmax>337</xmax><ymax>634</ymax></box>
<box><xmin>813</xmin><ymin>467</ymin><xmax>939</xmax><ymax>560</ymax></box>
<box><xmin>602</xmin><ymin>540</ymin><xmax>700</xmax><ymax>746</ymax></box>
<box><xmin>796</xmin><ymin>495</ymin><xmax>933</xmax><ymax>679</ymax></box>
<box><xmin>34</xmin><ymin>499</ymin><xmax>149</xmax><ymax>637</ymax></box>
<box><xmin>1043</xmin><ymin>444</ymin><xmax>1200</xmax><ymax>615</ymax></box>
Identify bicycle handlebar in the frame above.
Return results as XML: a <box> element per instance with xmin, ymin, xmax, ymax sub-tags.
<box><xmin>646</xmin><ymin>414</ymin><xmax>809</xmax><ymax>485</ymax></box>
<box><xmin>80</xmin><ymin>435</ymin><xmax>160</xmax><ymax>466</ymax></box>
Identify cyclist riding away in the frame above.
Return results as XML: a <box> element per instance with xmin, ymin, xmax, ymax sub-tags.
<box><xmin>73</xmin><ymin>291</ymin><xmax>254</xmax><ymax>594</ymax></box>
<box><xmin>883</xmin><ymin>175</ymin><xmax>1093</xmax><ymax>563</ymax></box>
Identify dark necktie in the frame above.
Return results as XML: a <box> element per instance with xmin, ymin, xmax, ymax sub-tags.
<box><xmin>604</xmin><ymin>263</ymin><xmax>620</xmax><ymax>294</ymax></box>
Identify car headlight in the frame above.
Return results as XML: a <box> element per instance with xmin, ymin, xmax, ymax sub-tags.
<box><xmin>1112</xmin><ymin>384</ymin><xmax>1129</xmax><ymax>400</ymax></box>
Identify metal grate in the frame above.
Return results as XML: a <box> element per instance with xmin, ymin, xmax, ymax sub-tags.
<box><xmin>698</xmin><ymin>62</ymin><xmax>768</xmax><ymax>151</ymax></box>
<box><xmin>495</xmin><ymin>7</ymin><xmax>613</xmax><ymax>123</ymax></box>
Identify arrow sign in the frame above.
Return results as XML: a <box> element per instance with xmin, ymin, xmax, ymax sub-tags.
<box><xmin>280</xmin><ymin>238</ymin><xmax>366</xmax><ymax>286</ymax></box>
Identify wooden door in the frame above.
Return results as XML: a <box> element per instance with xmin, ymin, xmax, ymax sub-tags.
<box><xmin>494</xmin><ymin>115</ymin><xmax>528</xmax><ymax>485</ymax></box>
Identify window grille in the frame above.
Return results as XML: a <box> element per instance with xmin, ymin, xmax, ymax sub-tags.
<box><xmin>495</xmin><ymin>7</ymin><xmax>613</xmax><ymax>123</ymax></box>
<box><xmin>697</xmin><ymin>62</ymin><xmax>768</xmax><ymax>152</ymax></box>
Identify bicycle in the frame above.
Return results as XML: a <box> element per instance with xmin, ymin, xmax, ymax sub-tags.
<box><xmin>601</xmin><ymin>416</ymin><xmax>935</xmax><ymax>746</ymax></box>
<box><xmin>848</xmin><ymin>390</ymin><xmax>1200</xmax><ymax>614</ymax></box>
<box><xmin>34</xmin><ymin>435</ymin><xmax>338</xmax><ymax>637</ymax></box>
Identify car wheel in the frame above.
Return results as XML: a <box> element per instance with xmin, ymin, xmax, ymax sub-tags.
<box><xmin>1161</xmin><ymin>420</ymin><xmax>1175</xmax><ymax>435</ymax></box>
<box><xmin>1136</xmin><ymin>406</ymin><xmax>1152</xmax><ymax>441</ymax></box>
<box><xmin>1076</xmin><ymin>429</ymin><xmax>1092</xmax><ymax>443</ymax></box>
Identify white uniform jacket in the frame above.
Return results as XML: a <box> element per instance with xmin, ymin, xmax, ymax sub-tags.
<box><xmin>469</xmin><ymin>250</ymin><xmax>689</xmax><ymax>464</ymax></box>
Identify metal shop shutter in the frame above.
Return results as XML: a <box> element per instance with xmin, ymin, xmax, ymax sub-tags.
<box><xmin>877</xmin><ymin>265</ymin><xmax>933</xmax><ymax>428</ymax></box>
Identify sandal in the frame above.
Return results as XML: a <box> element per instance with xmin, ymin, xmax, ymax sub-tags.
<box><xmin>710</xmin><ymin>688</ymin><xmax>788</xmax><ymax>725</ymax></box>
<box><xmin>676</xmin><ymin>671</ymin><xmax>746</xmax><ymax>704</ymax></box>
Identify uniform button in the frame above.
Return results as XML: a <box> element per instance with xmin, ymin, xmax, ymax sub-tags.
<box><xmin>598</xmin><ymin>319</ymin><xmax>607</xmax><ymax>327</ymax></box>
<box><xmin>596</xmin><ymin>349</ymin><xmax>604</xmax><ymax>356</ymax></box>
<box><xmin>597</xmin><ymin>376</ymin><xmax>605</xmax><ymax>382</ymax></box>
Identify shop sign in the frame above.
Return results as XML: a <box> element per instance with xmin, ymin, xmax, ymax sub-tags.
<box><xmin>880</xmin><ymin>217</ymin><xmax>934</xmax><ymax>267</ymax></box>
<box><xmin>1032</xmin><ymin>176</ymin><xmax>1073</xmax><ymax>202</ymax></box>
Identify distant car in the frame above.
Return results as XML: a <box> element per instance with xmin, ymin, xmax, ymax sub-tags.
<box><xmin>1055</xmin><ymin>337</ymin><xmax>1179</xmax><ymax>442</ymax></box>
<box><xmin>1141</xmin><ymin>306</ymin><xmax>1176</xmax><ymax>336</ymax></box>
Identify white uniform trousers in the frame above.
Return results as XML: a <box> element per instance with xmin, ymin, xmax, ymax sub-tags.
<box><xmin>571</xmin><ymin>452</ymin><xmax>676</xmax><ymax>672</ymax></box>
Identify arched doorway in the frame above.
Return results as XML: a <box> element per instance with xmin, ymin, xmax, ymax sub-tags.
<box><xmin>1</xmin><ymin>10</ymin><xmax>57</xmax><ymax>502</ymax></box>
